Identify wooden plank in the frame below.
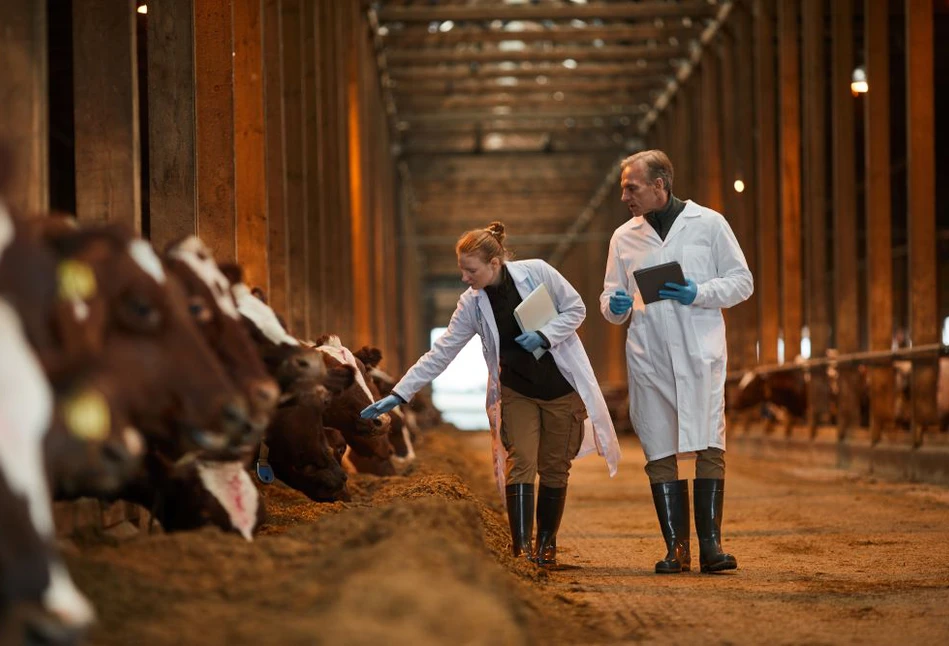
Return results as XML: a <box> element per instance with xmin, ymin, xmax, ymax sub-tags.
<box><xmin>905</xmin><ymin>0</ymin><xmax>939</xmax><ymax>443</ymax></box>
<box><xmin>72</xmin><ymin>0</ymin><xmax>140</xmax><ymax>231</ymax></box>
<box><xmin>393</xmin><ymin>77</ymin><xmax>666</xmax><ymax>94</ymax></box>
<box><xmin>392</xmin><ymin>64</ymin><xmax>673</xmax><ymax>82</ymax></box>
<box><xmin>301</xmin><ymin>0</ymin><xmax>318</xmax><ymax>337</ymax></box>
<box><xmin>384</xmin><ymin>25</ymin><xmax>699</xmax><ymax>48</ymax></box>
<box><xmin>386</xmin><ymin>44</ymin><xmax>684</xmax><ymax>65</ymax></box>
<box><xmin>234</xmin><ymin>0</ymin><xmax>269</xmax><ymax>293</ymax></box>
<box><xmin>378</xmin><ymin>1</ymin><xmax>718</xmax><ymax>22</ymax></box>
<box><xmin>699</xmin><ymin>54</ymin><xmax>724</xmax><ymax>212</ymax></box>
<box><xmin>802</xmin><ymin>0</ymin><xmax>831</xmax><ymax>428</ymax></box>
<box><xmin>864</xmin><ymin>0</ymin><xmax>894</xmax><ymax>441</ymax></box>
<box><xmin>0</xmin><ymin>0</ymin><xmax>48</xmax><ymax>214</ymax></box>
<box><xmin>831</xmin><ymin>0</ymin><xmax>860</xmax><ymax>434</ymax></box>
<box><xmin>263</xmin><ymin>0</ymin><xmax>289</xmax><ymax>319</ymax></box>
<box><xmin>778</xmin><ymin>0</ymin><xmax>802</xmax><ymax>363</ymax></box>
<box><xmin>147</xmin><ymin>0</ymin><xmax>196</xmax><ymax>250</ymax></box>
<box><xmin>754</xmin><ymin>0</ymin><xmax>780</xmax><ymax>366</ymax></box>
<box><xmin>194</xmin><ymin>0</ymin><xmax>236</xmax><ymax>261</ymax></box>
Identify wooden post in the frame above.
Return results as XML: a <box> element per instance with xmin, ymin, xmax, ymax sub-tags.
<box><xmin>802</xmin><ymin>0</ymin><xmax>830</xmax><ymax>429</ymax></box>
<box><xmin>699</xmin><ymin>55</ymin><xmax>724</xmax><ymax>213</ymax></box>
<box><xmin>0</xmin><ymin>0</ymin><xmax>48</xmax><ymax>214</ymax></box>
<box><xmin>864</xmin><ymin>0</ymin><xmax>894</xmax><ymax>442</ymax></box>
<box><xmin>831</xmin><ymin>0</ymin><xmax>860</xmax><ymax>435</ymax></box>
<box><xmin>263</xmin><ymin>0</ymin><xmax>290</xmax><ymax>319</ymax></box>
<box><xmin>334</xmin><ymin>1</ymin><xmax>354</xmax><ymax>344</ymax></box>
<box><xmin>905</xmin><ymin>0</ymin><xmax>938</xmax><ymax>444</ymax></box>
<box><xmin>281</xmin><ymin>0</ymin><xmax>307</xmax><ymax>337</ymax></box>
<box><xmin>194</xmin><ymin>0</ymin><xmax>236</xmax><ymax>261</ymax></box>
<box><xmin>234</xmin><ymin>0</ymin><xmax>269</xmax><ymax>293</ymax></box>
<box><xmin>754</xmin><ymin>0</ymin><xmax>780</xmax><ymax>366</ymax></box>
<box><xmin>147</xmin><ymin>0</ymin><xmax>196</xmax><ymax>250</ymax></box>
<box><xmin>72</xmin><ymin>0</ymin><xmax>140</xmax><ymax>230</ymax></box>
<box><xmin>778</xmin><ymin>0</ymin><xmax>802</xmax><ymax>364</ymax></box>
<box><xmin>301</xmin><ymin>0</ymin><xmax>319</xmax><ymax>338</ymax></box>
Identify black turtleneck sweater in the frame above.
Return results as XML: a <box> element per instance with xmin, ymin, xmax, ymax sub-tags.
<box><xmin>483</xmin><ymin>266</ymin><xmax>574</xmax><ymax>401</ymax></box>
<box><xmin>644</xmin><ymin>193</ymin><xmax>686</xmax><ymax>241</ymax></box>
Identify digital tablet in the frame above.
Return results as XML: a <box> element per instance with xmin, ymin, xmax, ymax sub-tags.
<box><xmin>632</xmin><ymin>261</ymin><xmax>686</xmax><ymax>305</ymax></box>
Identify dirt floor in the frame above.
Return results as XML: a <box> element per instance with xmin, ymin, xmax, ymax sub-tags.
<box><xmin>63</xmin><ymin>427</ymin><xmax>949</xmax><ymax>645</ymax></box>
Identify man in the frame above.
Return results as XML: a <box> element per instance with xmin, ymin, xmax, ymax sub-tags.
<box><xmin>600</xmin><ymin>150</ymin><xmax>753</xmax><ymax>574</ymax></box>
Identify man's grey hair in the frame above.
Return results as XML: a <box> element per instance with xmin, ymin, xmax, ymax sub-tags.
<box><xmin>620</xmin><ymin>149</ymin><xmax>674</xmax><ymax>194</ymax></box>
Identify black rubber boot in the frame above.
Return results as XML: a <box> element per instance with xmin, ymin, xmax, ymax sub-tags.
<box><xmin>651</xmin><ymin>480</ymin><xmax>691</xmax><ymax>573</ymax></box>
<box><xmin>693</xmin><ymin>478</ymin><xmax>738</xmax><ymax>573</ymax></box>
<box><xmin>532</xmin><ymin>485</ymin><xmax>567</xmax><ymax>567</ymax></box>
<box><xmin>505</xmin><ymin>483</ymin><xmax>534</xmax><ymax>558</ymax></box>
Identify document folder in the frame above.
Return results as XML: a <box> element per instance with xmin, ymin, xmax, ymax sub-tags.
<box><xmin>513</xmin><ymin>283</ymin><xmax>558</xmax><ymax>359</ymax></box>
<box><xmin>632</xmin><ymin>261</ymin><xmax>686</xmax><ymax>305</ymax></box>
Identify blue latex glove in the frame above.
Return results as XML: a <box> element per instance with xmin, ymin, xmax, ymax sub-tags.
<box><xmin>658</xmin><ymin>279</ymin><xmax>698</xmax><ymax>305</ymax></box>
<box><xmin>609</xmin><ymin>289</ymin><xmax>633</xmax><ymax>315</ymax></box>
<box><xmin>360</xmin><ymin>394</ymin><xmax>402</xmax><ymax>419</ymax></box>
<box><xmin>515</xmin><ymin>331</ymin><xmax>545</xmax><ymax>353</ymax></box>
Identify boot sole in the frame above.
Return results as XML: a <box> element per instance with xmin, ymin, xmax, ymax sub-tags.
<box><xmin>700</xmin><ymin>562</ymin><xmax>737</xmax><ymax>573</ymax></box>
<box><xmin>655</xmin><ymin>564</ymin><xmax>690</xmax><ymax>574</ymax></box>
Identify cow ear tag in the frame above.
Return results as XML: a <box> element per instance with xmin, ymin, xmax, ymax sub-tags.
<box><xmin>255</xmin><ymin>460</ymin><xmax>274</xmax><ymax>484</ymax></box>
<box><xmin>62</xmin><ymin>389</ymin><xmax>110</xmax><ymax>442</ymax></box>
<box><xmin>57</xmin><ymin>260</ymin><xmax>97</xmax><ymax>302</ymax></box>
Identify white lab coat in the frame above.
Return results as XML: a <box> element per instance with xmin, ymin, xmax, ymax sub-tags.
<box><xmin>392</xmin><ymin>259</ymin><xmax>621</xmax><ymax>499</ymax></box>
<box><xmin>600</xmin><ymin>200</ymin><xmax>753</xmax><ymax>461</ymax></box>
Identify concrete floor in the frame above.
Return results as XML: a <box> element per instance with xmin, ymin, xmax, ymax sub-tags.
<box><xmin>536</xmin><ymin>435</ymin><xmax>949</xmax><ymax>645</ymax></box>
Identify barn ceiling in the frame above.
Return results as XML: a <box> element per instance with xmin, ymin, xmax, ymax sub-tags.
<box><xmin>370</xmin><ymin>0</ymin><xmax>730</xmax><ymax>320</ymax></box>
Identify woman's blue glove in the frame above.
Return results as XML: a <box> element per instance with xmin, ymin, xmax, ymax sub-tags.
<box><xmin>360</xmin><ymin>394</ymin><xmax>402</xmax><ymax>419</ymax></box>
<box><xmin>515</xmin><ymin>331</ymin><xmax>545</xmax><ymax>353</ymax></box>
<box><xmin>609</xmin><ymin>289</ymin><xmax>633</xmax><ymax>315</ymax></box>
<box><xmin>659</xmin><ymin>279</ymin><xmax>698</xmax><ymax>305</ymax></box>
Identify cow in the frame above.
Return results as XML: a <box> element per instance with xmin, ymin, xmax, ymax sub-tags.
<box><xmin>314</xmin><ymin>336</ymin><xmax>391</xmax><ymax>440</ymax></box>
<box><xmin>353</xmin><ymin>346</ymin><xmax>418</xmax><ymax>466</ymax></box>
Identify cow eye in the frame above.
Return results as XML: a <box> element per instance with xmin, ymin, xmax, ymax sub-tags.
<box><xmin>187</xmin><ymin>297</ymin><xmax>213</xmax><ymax>323</ymax></box>
<box><xmin>119</xmin><ymin>293</ymin><xmax>162</xmax><ymax>332</ymax></box>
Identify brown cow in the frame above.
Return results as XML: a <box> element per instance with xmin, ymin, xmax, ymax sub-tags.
<box><xmin>314</xmin><ymin>335</ymin><xmax>391</xmax><ymax>440</ymax></box>
<box><xmin>354</xmin><ymin>346</ymin><xmax>418</xmax><ymax>465</ymax></box>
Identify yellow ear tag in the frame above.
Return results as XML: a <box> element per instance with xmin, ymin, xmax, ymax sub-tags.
<box><xmin>57</xmin><ymin>260</ymin><xmax>97</xmax><ymax>302</ymax></box>
<box><xmin>61</xmin><ymin>389</ymin><xmax>111</xmax><ymax>442</ymax></box>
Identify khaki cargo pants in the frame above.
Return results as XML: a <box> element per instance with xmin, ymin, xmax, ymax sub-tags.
<box><xmin>500</xmin><ymin>385</ymin><xmax>586</xmax><ymax>488</ymax></box>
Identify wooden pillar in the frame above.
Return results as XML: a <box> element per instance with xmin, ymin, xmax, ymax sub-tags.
<box><xmin>263</xmin><ymin>0</ymin><xmax>289</xmax><ymax>319</ymax></box>
<box><xmin>194</xmin><ymin>0</ymin><xmax>236</xmax><ymax>261</ymax></box>
<box><xmin>864</xmin><ymin>0</ymin><xmax>894</xmax><ymax>440</ymax></box>
<box><xmin>147</xmin><ymin>0</ymin><xmax>196</xmax><ymax>250</ymax></box>
<box><xmin>754</xmin><ymin>0</ymin><xmax>780</xmax><ymax>366</ymax></box>
<box><xmin>72</xmin><ymin>0</ymin><xmax>140</xmax><ymax>230</ymax></box>
<box><xmin>719</xmin><ymin>35</ymin><xmax>743</xmax><ymax>372</ymax></box>
<box><xmin>905</xmin><ymin>0</ymin><xmax>938</xmax><ymax>443</ymax></box>
<box><xmin>281</xmin><ymin>0</ymin><xmax>307</xmax><ymax>337</ymax></box>
<box><xmin>234</xmin><ymin>0</ymin><xmax>269</xmax><ymax>292</ymax></box>
<box><xmin>831</xmin><ymin>0</ymin><xmax>860</xmax><ymax>434</ymax></box>
<box><xmin>802</xmin><ymin>0</ymin><xmax>830</xmax><ymax>428</ymax></box>
<box><xmin>778</xmin><ymin>0</ymin><xmax>802</xmax><ymax>363</ymax></box>
<box><xmin>334</xmin><ymin>1</ymin><xmax>354</xmax><ymax>344</ymax></box>
<box><xmin>699</xmin><ymin>56</ymin><xmax>724</xmax><ymax>213</ymax></box>
<box><xmin>300</xmin><ymin>0</ymin><xmax>318</xmax><ymax>339</ymax></box>
<box><xmin>0</xmin><ymin>0</ymin><xmax>48</xmax><ymax>214</ymax></box>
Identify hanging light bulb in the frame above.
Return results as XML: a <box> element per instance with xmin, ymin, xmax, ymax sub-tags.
<box><xmin>851</xmin><ymin>66</ymin><xmax>868</xmax><ymax>95</ymax></box>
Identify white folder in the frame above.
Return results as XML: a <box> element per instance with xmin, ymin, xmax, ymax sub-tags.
<box><xmin>513</xmin><ymin>283</ymin><xmax>558</xmax><ymax>359</ymax></box>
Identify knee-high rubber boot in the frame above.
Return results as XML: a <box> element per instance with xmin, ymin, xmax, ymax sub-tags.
<box><xmin>651</xmin><ymin>480</ymin><xmax>691</xmax><ymax>573</ymax></box>
<box><xmin>693</xmin><ymin>478</ymin><xmax>738</xmax><ymax>573</ymax></box>
<box><xmin>532</xmin><ymin>485</ymin><xmax>567</xmax><ymax>567</ymax></box>
<box><xmin>505</xmin><ymin>483</ymin><xmax>534</xmax><ymax>558</ymax></box>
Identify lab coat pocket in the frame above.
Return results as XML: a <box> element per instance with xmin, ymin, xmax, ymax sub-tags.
<box><xmin>626</xmin><ymin>324</ymin><xmax>655</xmax><ymax>376</ymax></box>
<box><xmin>682</xmin><ymin>244</ymin><xmax>715</xmax><ymax>283</ymax></box>
<box><xmin>690</xmin><ymin>311</ymin><xmax>726</xmax><ymax>363</ymax></box>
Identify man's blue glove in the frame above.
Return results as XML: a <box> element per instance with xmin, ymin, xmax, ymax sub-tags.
<box><xmin>659</xmin><ymin>279</ymin><xmax>698</xmax><ymax>305</ymax></box>
<box><xmin>609</xmin><ymin>289</ymin><xmax>633</xmax><ymax>315</ymax></box>
<box><xmin>360</xmin><ymin>394</ymin><xmax>402</xmax><ymax>419</ymax></box>
<box><xmin>515</xmin><ymin>331</ymin><xmax>545</xmax><ymax>353</ymax></box>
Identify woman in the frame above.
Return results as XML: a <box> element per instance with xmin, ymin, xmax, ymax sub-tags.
<box><xmin>361</xmin><ymin>222</ymin><xmax>620</xmax><ymax>567</ymax></box>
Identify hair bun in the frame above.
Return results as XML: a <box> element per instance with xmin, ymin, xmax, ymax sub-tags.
<box><xmin>484</xmin><ymin>221</ymin><xmax>506</xmax><ymax>245</ymax></box>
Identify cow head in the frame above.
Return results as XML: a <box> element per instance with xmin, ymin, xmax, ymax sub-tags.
<box><xmin>315</xmin><ymin>335</ymin><xmax>392</xmax><ymax>440</ymax></box>
<box><xmin>165</xmin><ymin>237</ymin><xmax>279</xmax><ymax>440</ymax></box>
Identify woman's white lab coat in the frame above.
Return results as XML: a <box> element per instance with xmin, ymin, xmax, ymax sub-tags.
<box><xmin>599</xmin><ymin>200</ymin><xmax>753</xmax><ymax>461</ymax></box>
<box><xmin>391</xmin><ymin>259</ymin><xmax>621</xmax><ymax>498</ymax></box>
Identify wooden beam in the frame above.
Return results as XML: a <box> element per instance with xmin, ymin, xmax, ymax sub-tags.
<box><xmin>905</xmin><ymin>0</ymin><xmax>938</xmax><ymax>442</ymax></box>
<box><xmin>348</xmin><ymin>1</ymin><xmax>371</xmax><ymax>347</ymax></box>
<box><xmin>397</xmin><ymin>96</ymin><xmax>650</xmax><ymax>111</ymax></box>
<box><xmin>831</xmin><ymin>0</ymin><xmax>860</xmax><ymax>433</ymax></box>
<box><xmin>147</xmin><ymin>0</ymin><xmax>196</xmax><ymax>251</ymax></box>
<box><xmin>864</xmin><ymin>0</ymin><xmax>894</xmax><ymax>440</ymax></box>
<box><xmin>699</xmin><ymin>55</ymin><xmax>724</xmax><ymax>211</ymax></box>
<box><xmin>778</xmin><ymin>0</ymin><xmax>802</xmax><ymax>363</ymax></box>
<box><xmin>385</xmin><ymin>44</ymin><xmax>684</xmax><ymax>65</ymax></box>
<box><xmin>379</xmin><ymin>2</ymin><xmax>719</xmax><ymax>22</ymax></box>
<box><xmin>0</xmin><ymin>0</ymin><xmax>48</xmax><ymax>214</ymax></box>
<box><xmin>234</xmin><ymin>0</ymin><xmax>269</xmax><ymax>293</ymax></box>
<box><xmin>392</xmin><ymin>77</ymin><xmax>667</xmax><ymax>95</ymax></box>
<box><xmin>332</xmin><ymin>0</ymin><xmax>354</xmax><ymax>342</ymax></box>
<box><xmin>801</xmin><ymin>0</ymin><xmax>830</xmax><ymax>428</ymax></box>
<box><xmin>194</xmin><ymin>0</ymin><xmax>236</xmax><ymax>261</ymax></box>
<box><xmin>754</xmin><ymin>0</ymin><xmax>780</xmax><ymax>366</ymax></box>
<box><xmin>72</xmin><ymin>0</ymin><xmax>140</xmax><ymax>231</ymax></box>
<box><xmin>263</xmin><ymin>0</ymin><xmax>289</xmax><ymax>319</ymax></box>
<box><xmin>399</xmin><ymin>108</ymin><xmax>645</xmax><ymax>123</ymax></box>
<box><xmin>384</xmin><ymin>24</ymin><xmax>699</xmax><ymax>47</ymax></box>
<box><xmin>390</xmin><ymin>62</ymin><xmax>681</xmax><ymax>82</ymax></box>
